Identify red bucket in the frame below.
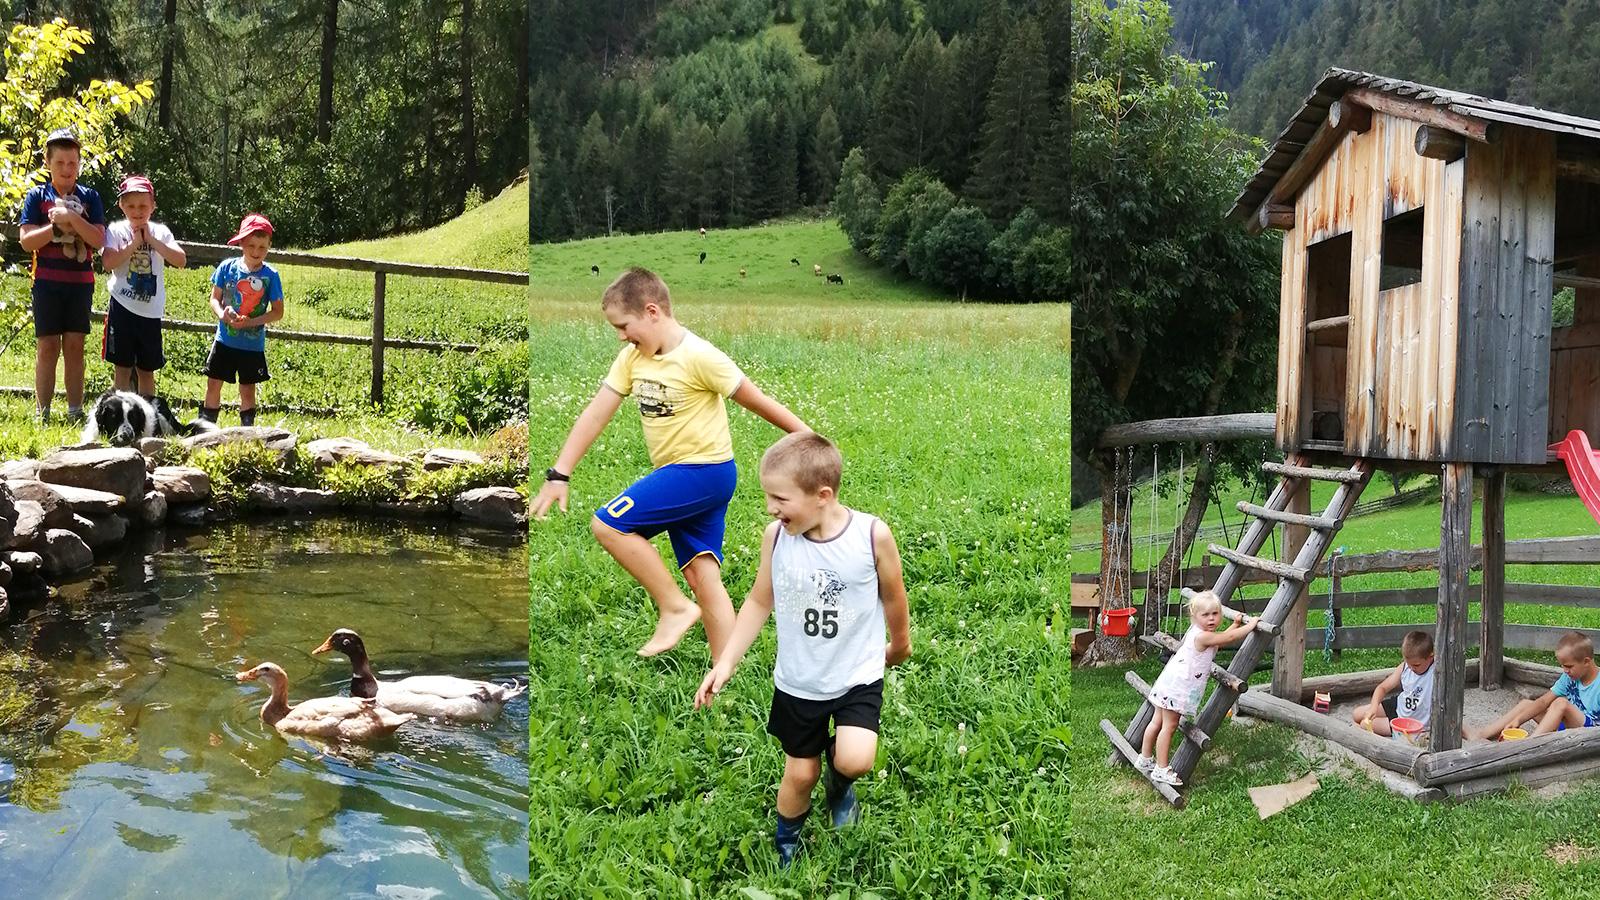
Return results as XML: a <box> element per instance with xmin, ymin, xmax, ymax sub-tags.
<box><xmin>1100</xmin><ymin>607</ymin><xmax>1136</xmax><ymax>637</ymax></box>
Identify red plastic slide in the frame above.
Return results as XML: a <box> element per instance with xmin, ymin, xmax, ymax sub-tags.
<box><xmin>1551</xmin><ymin>430</ymin><xmax>1600</xmax><ymax>529</ymax></box>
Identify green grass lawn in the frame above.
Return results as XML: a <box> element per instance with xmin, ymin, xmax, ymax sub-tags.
<box><xmin>0</xmin><ymin>180</ymin><xmax>527</xmax><ymax>453</ymax></box>
<box><xmin>529</xmin><ymin>220</ymin><xmax>1071</xmax><ymax>897</ymax></box>
<box><xmin>1073</xmin><ymin>472</ymin><xmax>1600</xmax><ymax>897</ymax></box>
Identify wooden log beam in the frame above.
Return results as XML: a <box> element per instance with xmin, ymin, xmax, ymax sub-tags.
<box><xmin>1482</xmin><ymin>469</ymin><xmax>1507</xmax><ymax>690</ymax></box>
<box><xmin>1343</xmin><ymin>88</ymin><xmax>1495</xmax><ymax>143</ymax></box>
<box><xmin>1433</xmin><ymin>462</ymin><xmax>1473</xmax><ymax>752</ymax></box>
<box><xmin>1298</xmin><ymin>660</ymin><xmax>1481</xmax><ymax>704</ymax></box>
<box><xmin>1208</xmin><ymin>543</ymin><xmax>1309</xmax><ymax>583</ymax></box>
<box><xmin>1328</xmin><ymin>98</ymin><xmax>1372</xmax><ymax>134</ymax></box>
<box><xmin>1139</xmin><ymin>633</ymin><xmax>1247</xmax><ymax>693</ymax></box>
<box><xmin>1100</xmin><ymin>718</ymin><xmax>1185</xmax><ymax>807</ymax></box>
<box><xmin>1178</xmin><ymin>587</ymin><xmax>1281</xmax><ymax>636</ymax></box>
<box><xmin>1257</xmin><ymin>203</ymin><xmax>1295</xmax><ymax>231</ymax></box>
<box><xmin>1331</xmin><ymin>624</ymin><xmax>1600</xmax><ymax>653</ymax></box>
<box><xmin>1305</xmin><ymin>315</ymin><xmax>1351</xmax><ymax>333</ymax></box>
<box><xmin>1236</xmin><ymin>500</ymin><xmax>1338</xmax><ymax>531</ymax></box>
<box><xmin>1261</xmin><ymin>460</ymin><xmax>1365</xmax><ymax>482</ymax></box>
<box><xmin>1236</xmin><ymin>688</ymin><xmax>1425</xmax><ymax>775</ymax></box>
<box><xmin>1503</xmin><ymin>656</ymin><xmax>1562</xmax><ymax>686</ymax></box>
<box><xmin>1245</xmin><ymin>118</ymin><xmax>1348</xmax><ymax>235</ymax></box>
<box><xmin>1097</xmin><ymin>413</ymin><xmax>1276</xmax><ymax>447</ymax></box>
<box><xmin>1124</xmin><ymin>670</ymin><xmax>1213</xmax><ymax>751</ymax></box>
<box><xmin>90</xmin><ymin>309</ymin><xmax>479</xmax><ymax>352</ymax></box>
<box><xmin>1441</xmin><ymin>754</ymin><xmax>1600</xmax><ymax>800</ymax></box>
<box><xmin>1555</xmin><ymin>274</ymin><xmax>1600</xmax><ymax>291</ymax></box>
<box><xmin>1416</xmin><ymin>727</ymin><xmax>1600</xmax><ymax>787</ymax></box>
<box><xmin>1415</xmin><ymin>125</ymin><xmax>1466</xmax><ymax>162</ymax></box>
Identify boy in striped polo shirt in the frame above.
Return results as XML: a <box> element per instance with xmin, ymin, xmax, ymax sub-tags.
<box><xmin>17</xmin><ymin>129</ymin><xmax>106</xmax><ymax>423</ymax></box>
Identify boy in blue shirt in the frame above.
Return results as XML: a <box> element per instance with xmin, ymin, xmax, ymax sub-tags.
<box><xmin>16</xmin><ymin>129</ymin><xmax>105</xmax><ymax>422</ymax></box>
<box><xmin>1474</xmin><ymin>631</ymin><xmax>1600</xmax><ymax>740</ymax></box>
<box><xmin>200</xmin><ymin>214</ymin><xmax>283</xmax><ymax>426</ymax></box>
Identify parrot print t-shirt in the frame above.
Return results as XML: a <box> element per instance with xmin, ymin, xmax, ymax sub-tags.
<box><xmin>211</xmin><ymin>257</ymin><xmax>283</xmax><ymax>351</ymax></box>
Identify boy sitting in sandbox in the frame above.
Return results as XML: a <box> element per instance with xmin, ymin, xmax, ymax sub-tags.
<box><xmin>1474</xmin><ymin>631</ymin><xmax>1600</xmax><ymax>741</ymax></box>
<box><xmin>1353</xmin><ymin>630</ymin><xmax>1435</xmax><ymax>736</ymax></box>
<box><xmin>533</xmin><ymin>267</ymin><xmax>808</xmax><ymax>660</ymax></box>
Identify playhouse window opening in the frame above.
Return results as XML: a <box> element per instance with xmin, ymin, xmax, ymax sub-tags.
<box><xmin>1380</xmin><ymin>206</ymin><xmax>1425</xmax><ymax>290</ymax></box>
<box><xmin>1306</xmin><ymin>231</ymin><xmax>1353</xmax><ymax>320</ymax></box>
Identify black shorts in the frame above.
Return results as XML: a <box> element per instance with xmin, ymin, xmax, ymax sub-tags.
<box><xmin>102</xmin><ymin>300</ymin><xmax>165</xmax><ymax>371</ymax></box>
<box><xmin>767</xmin><ymin>679</ymin><xmax>883</xmax><ymax>759</ymax></box>
<box><xmin>204</xmin><ymin>341</ymin><xmax>270</xmax><ymax>384</ymax></box>
<box><xmin>31</xmin><ymin>280</ymin><xmax>93</xmax><ymax>336</ymax></box>
<box><xmin>1382</xmin><ymin>696</ymin><xmax>1399</xmax><ymax>719</ymax></box>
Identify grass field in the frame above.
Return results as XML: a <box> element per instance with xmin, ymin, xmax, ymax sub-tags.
<box><xmin>529</xmin><ymin>220</ymin><xmax>1071</xmax><ymax>897</ymax></box>
<box><xmin>1072</xmin><ymin>471</ymin><xmax>1600</xmax><ymax>897</ymax></box>
<box><xmin>0</xmin><ymin>180</ymin><xmax>528</xmax><ymax>453</ymax></box>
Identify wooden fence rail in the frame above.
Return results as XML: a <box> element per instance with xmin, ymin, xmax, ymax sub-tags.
<box><xmin>1</xmin><ymin>226</ymin><xmax>528</xmax><ymax>405</ymax></box>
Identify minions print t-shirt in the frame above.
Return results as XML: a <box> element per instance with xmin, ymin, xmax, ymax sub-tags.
<box><xmin>211</xmin><ymin>257</ymin><xmax>283</xmax><ymax>351</ymax></box>
<box><xmin>603</xmin><ymin>330</ymin><xmax>744</xmax><ymax>468</ymax></box>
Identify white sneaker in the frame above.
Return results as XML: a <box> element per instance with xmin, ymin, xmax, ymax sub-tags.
<box><xmin>1134</xmin><ymin>755</ymin><xmax>1155</xmax><ymax>775</ymax></box>
<box><xmin>1150</xmin><ymin>765</ymin><xmax>1183</xmax><ymax>787</ymax></box>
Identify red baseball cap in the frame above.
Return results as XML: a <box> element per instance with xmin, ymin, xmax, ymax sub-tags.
<box><xmin>227</xmin><ymin>213</ymin><xmax>274</xmax><ymax>245</ymax></box>
<box><xmin>118</xmin><ymin>175</ymin><xmax>155</xmax><ymax>198</ymax></box>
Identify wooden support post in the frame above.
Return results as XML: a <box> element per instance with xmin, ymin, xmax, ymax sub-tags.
<box><xmin>1432</xmin><ymin>463</ymin><xmax>1473</xmax><ymax>752</ymax></box>
<box><xmin>1330</xmin><ymin>548</ymin><xmax>1344</xmax><ymax>662</ymax></box>
<box><xmin>1481</xmin><ymin>468</ymin><xmax>1506</xmax><ymax>691</ymax></box>
<box><xmin>1272</xmin><ymin>483</ymin><xmax>1311</xmax><ymax>700</ymax></box>
<box><xmin>370</xmin><ymin>270</ymin><xmax>387</xmax><ymax>406</ymax></box>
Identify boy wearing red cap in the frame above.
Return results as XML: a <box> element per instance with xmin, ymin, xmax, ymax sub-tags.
<box><xmin>100</xmin><ymin>175</ymin><xmax>186</xmax><ymax>398</ymax></box>
<box><xmin>16</xmin><ymin>129</ymin><xmax>106</xmax><ymax>423</ymax></box>
<box><xmin>200</xmin><ymin>214</ymin><xmax>283</xmax><ymax>426</ymax></box>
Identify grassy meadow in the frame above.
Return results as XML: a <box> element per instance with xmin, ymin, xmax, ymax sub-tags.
<box><xmin>0</xmin><ymin>180</ymin><xmax>528</xmax><ymax>454</ymax></box>
<box><xmin>1072</xmin><ymin>469</ymin><xmax>1600</xmax><ymax>897</ymax></box>
<box><xmin>528</xmin><ymin>220</ymin><xmax>1071</xmax><ymax>897</ymax></box>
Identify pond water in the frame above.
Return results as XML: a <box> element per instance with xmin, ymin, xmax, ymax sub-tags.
<box><xmin>0</xmin><ymin>519</ymin><xmax>528</xmax><ymax>899</ymax></box>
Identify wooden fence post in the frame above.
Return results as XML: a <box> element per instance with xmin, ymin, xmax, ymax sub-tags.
<box><xmin>371</xmin><ymin>270</ymin><xmax>387</xmax><ymax>405</ymax></box>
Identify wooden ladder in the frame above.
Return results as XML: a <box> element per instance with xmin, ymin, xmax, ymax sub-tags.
<box><xmin>1100</xmin><ymin>454</ymin><xmax>1374</xmax><ymax>807</ymax></box>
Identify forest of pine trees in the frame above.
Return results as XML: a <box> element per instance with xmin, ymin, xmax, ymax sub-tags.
<box><xmin>530</xmin><ymin>0</ymin><xmax>1071</xmax><ymax>301</ymax></box>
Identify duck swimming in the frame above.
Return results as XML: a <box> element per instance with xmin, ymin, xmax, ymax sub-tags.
<box><xmin>312</xmin><ymin>629</ymin><xmax>526</xmax><ymax>724</ymax></box>
<box><xmin>236</xmin><ymin>661</ymin><xmax>414</xmax><ymax>741</ymax></box>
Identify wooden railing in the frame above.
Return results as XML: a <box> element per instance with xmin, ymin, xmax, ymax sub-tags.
<box><xmin>1</xmin><ymin>226</ymin><xmax>528</xmax><ymax>405</ymax></box>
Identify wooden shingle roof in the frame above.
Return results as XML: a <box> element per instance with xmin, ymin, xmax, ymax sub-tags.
<box><xmin>1228</xmin><ymin>67</ymin><xmax>1600</xmax><ymax>224</ymax></box>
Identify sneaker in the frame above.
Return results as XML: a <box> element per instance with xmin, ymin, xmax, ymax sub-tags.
<box><xmin>64</xmin><ymin>406</ymin><xmax>85</xmax><ymax>425</ymax></box>
<box><xmin>1134</xmin><ymin>755</ymin><xmax>1156</xmax><ymax>775</ymax></box>
<box><xmin>1150</xmin><ymin>765</ymin><xmax>1183</xmax><ymax>787</ymax></box>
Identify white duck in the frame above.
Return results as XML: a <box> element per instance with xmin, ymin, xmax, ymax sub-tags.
<box><xmin>236</xmin><ymin>661</ymin><xmax>414</xmax><ymax>741</ymax></box>
<box><xmin>312</xmin><ymin>629</ymin><xmax>526</xmax><ymax>724</ymax></box>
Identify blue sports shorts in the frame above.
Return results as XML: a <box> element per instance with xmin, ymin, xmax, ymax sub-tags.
<box><xmin>594</xmin><ymin>459</ymin><xmax>737</xmax><ymax>568</ymax></box>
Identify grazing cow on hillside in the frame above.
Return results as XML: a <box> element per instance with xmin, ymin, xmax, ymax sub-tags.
<box><xmin>812</xmin><ymin>264</ymin><xmax>822</xmax><ymax>277</ymax></box>
<box><xmin>826</xmin><ymin>273</ymin><xmax>844</xmax><ymax>285</ymax></box>
<box><xmin>739</xmin><ymin>267</ymin><xmax>747</xmax><ymax>278</ymax></box>
<box><xmin>790</xmin><ymin>258</ymin><xmax>800</xmax><ymax>266</ymax></box>
<box><xmin>590</xmin><ymin>265</ymin><xmax>599</xmax><ymax>275</ymax></box>
<box><xmin>699</xmin><ymin>227</ymin><xmax>706</xmax><ymax>238</ymax></box>
<box><xmin>699</xmin><ymin>251</ymin><xmax>707</xmax><ymax>264</ymax></box>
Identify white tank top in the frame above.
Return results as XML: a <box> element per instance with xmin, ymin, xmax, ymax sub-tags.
<box><xmin>1396</xmin><ymin>661</ymin><xmax>1435</xmax><ymax>727</ymax></box>
<box><xmin>770</xmin><ymin>510</ymin><xmax>886</xmax><ymax>701</ymax></box>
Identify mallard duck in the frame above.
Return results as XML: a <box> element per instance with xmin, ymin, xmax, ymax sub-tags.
<box><xmin>236</xmin><ymin>661</ymin><xmax>414</xmax><ymax>741</ymax></box>
<box><xmin>312</xmin><ymin>629</ymin><xmax>526</xmax><ymax>724</ymax></box>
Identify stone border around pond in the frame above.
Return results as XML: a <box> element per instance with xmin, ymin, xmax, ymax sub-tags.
<box><xmin>0</xmin><ymin>427</ymin><xmax>529</xmax><ymax>617</ymax></box>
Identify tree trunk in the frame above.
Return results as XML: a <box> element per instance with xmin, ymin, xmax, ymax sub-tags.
<box><xmin>158</xmin><ymin>0</ymin><xmax>177</xmax><ymax>129</ymax></box>
<box><xmin>316</xmin><ymin>0</ymin><xmax>337</xmax><ymax>144</ymax></box>
<box><xmin>460</xmin><ymin>0</ymin><xmax>479</xmax><ymax>199</ymax></box>
<box><xmin>1081</xmin><ymin>449</ymin><xmax>1138</xmax><ymax>666</ymax></box>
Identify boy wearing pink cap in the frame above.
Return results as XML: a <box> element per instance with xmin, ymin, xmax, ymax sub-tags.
<box><xmin>100</xmin><ymin>175</ymin><xmax>186</xmax><ymax>397</ymax></box>
<box><xmin>200</xmin><ymin>214</ymin><xmax>283</xmax><ymax>426</ymax></box>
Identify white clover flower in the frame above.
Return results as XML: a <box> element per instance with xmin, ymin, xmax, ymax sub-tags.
<box><xmin>958</xmin><ymin>744</ymin><xmax>967</xmax><ymax>755</ymax></box>
<box><xmin>958</xmin><ymin>722</ymin><xmax>966</xmax><ymax>732</ymax></box>
<box><xmin>580</xmin><ymin>740</ymin><xmax>589</xmax><ymax>750</ymax></box>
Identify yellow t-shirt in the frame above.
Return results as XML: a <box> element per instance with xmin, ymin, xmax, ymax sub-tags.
<box><xmin>603</xmin><ymin>330</ymin><xmax>745</xmax><ymax>468</ymax></box>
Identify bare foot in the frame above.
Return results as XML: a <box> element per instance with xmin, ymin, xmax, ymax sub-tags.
<box><xmin>638</xmin><ymin>605</ymin><xmax>702</xmax><ymax>657</ymax></box>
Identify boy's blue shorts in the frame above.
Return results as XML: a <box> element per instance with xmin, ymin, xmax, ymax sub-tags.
<box><xmin>594</xmin><ymin>459</ymin><xmax>737</xmax><ymax>569</ymax></box>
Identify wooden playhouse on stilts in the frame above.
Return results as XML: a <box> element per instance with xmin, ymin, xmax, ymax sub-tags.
<box><xmin>1102</xmin><ymin>69</ymin><xmax>1600</xmax><ymax>805</ymax></box>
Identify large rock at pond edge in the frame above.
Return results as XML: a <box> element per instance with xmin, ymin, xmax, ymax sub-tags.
<box><xmin>7</xmin><ymin>501</ymin><xmax>45</xmax><ymax>550</ymax></box>
<box><xmin>6</xmin><ymin>483</ymin><xmax>76</xmax><ymax>529</ymax></box>
<box><xmin>0</xmin><ymin>481</ymin><xmax>13</xmax><ymax>550</ymax></box>
<box><xmin>182</xmin><ymin>427</ymin><xmax>296</xmax><ymax>455</ymax></box>
<box><xmin>41</xmin><ymin>528</ymin><xmax>93</xmax><ymax>575</ymax></box>
<box><xmin>152</xmin><ymin>467</ymin><xmax>211</xmax><ymax>504</ymax></box>
<box><xmin>70</xmin><ymin>513</ymin><xmax>127</xmax><ymax>549</ymax></box>
<box><xmin>0</xmin><ymin>459</ymin><xmax>42</xmax><ymax>482</ymax></box>
<box><xmin>304</xmin><ymin>437</ymin><xmax>409</xmax><ymax>469</ymax></box>
<box><xmin>4</xmin><ymin>551</ymin><xmax>42</xmax><ymax>576</ymax></box>
<box><xmin>451</xmin><ymin>487</ymin><xmax>527</xmax><ymax>528</ymax></box>
<box><xmin>168</xmin><ymin>504</ymin><xmax>211</xmax><ymax>527</ymax></box>
<box><xmin>11</xmin><ymin>479</ymin><xmax>124</xmax><ymax>518</ymax></box>
<box><xmin>422</xmin><ymin>448</ymin><xmax>484</xmax><ymax>471</ymax></box>
<box><xmin>39</xmin><ymin>448</ymin><xmax>147</xmax><ymax>504</ymax></box>
<box><xmin>247</xmin><ymin>483</ymin><xmax>338</xmax><ymax>512</ymax></box>
<box><xmin>138</xmin><ymin>491</ymin><xmax>167</xmax><ymax>527</ymax></box>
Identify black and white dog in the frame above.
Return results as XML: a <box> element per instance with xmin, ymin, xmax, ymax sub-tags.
<box><xmin>82</xmin><ymin>390</ymin><xmax>219</xmax><ymax>447</ymax></box>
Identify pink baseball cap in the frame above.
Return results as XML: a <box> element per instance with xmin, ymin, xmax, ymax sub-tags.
<box><xmin>227</xmin><ymin>213</ymin><xmax>274</xmax><ymax>245</ymax></box>
<box><xmin>118</xmin><ymin>175</ymin><xmax>155</xmax><ymax>198</ymax></box>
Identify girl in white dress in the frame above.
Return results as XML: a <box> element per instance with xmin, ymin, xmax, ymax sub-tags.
<box><xmin>1137</xmin><ymin>591</ymin><xmax>1255</xmax><ymax>786</ymax></box>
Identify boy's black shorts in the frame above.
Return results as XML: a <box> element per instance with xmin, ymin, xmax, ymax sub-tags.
<box><xmin>204</xmin><ymin>341</ymin><xmax>270</xmax><ymax>384</ymax></box>
<box><xmin>31</xmin><ymin>281</ymin><xmax>92</xmax><ymax>336</ymax></box>
<box><xmin>767</xmin><ymin>679</ymin><xmax>883</xmax><ymax>759</ymax></box>
<box><xmin>102</xmin><ymin>300</ymin><xmax>165</xmax><ymax>371</ymax></box>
